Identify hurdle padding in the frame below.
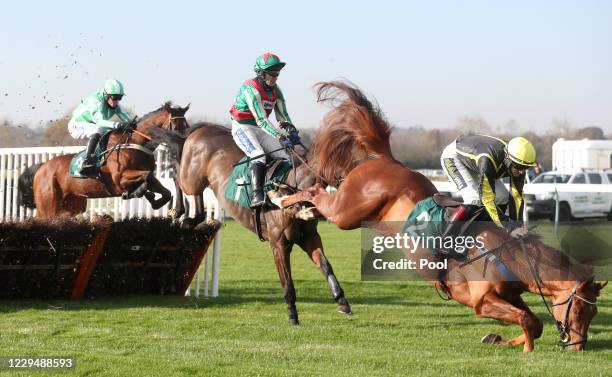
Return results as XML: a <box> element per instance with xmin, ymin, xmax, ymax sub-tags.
<box><xmin>0</xmin><ymin>218</ymin><xmax>110</xmax><ymax>299</ymax></box>
<box><xmin>83</xmin><ymin>218</ymin><xmax>220</xmax><ymax>297</ymax></box>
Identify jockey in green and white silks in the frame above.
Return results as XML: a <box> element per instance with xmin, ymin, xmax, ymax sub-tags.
<box><xmin>229</xmin><ymin>53</ymin><xmax>301</xmax><ymax>208</ymax></box>
<box><xmin>68</xmin><ymin>79</ymin><xmax>136</xmax><ymax>172</ymax></box>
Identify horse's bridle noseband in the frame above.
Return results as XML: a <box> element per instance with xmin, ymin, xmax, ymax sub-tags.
<box><xmin>552</xmin><ymin>283</ymin><xmax>597</xmax><ymax>348</ymax></box>
<box><xmin>164</xmin><ymin>114</ymin><xmax>187</xmax><ymax>131</ymax></box>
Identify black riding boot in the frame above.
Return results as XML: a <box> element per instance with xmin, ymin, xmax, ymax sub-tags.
<box><xmin>249</xmin><ymin>162</ymin><xmax>267</xmax><ymax>208</ymax></box>
<box><xmin>81</xmin><ymin>133</ymin><xmax>101</xmax><ymax>171</ymax></box>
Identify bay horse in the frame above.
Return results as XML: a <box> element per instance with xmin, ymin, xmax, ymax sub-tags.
<box><xmin>149</xmin><ymin>122</ymin><xmax>352</xmax><ymax>325</ymax></box>
<box><xmin>18</xmin><ymin>102</ymin><xmax>190</xmax><ymax>219</ymax></box>
<box><xmin>275</xmin><ymin>81</ymin><xmax>606</xmax><ymax>351</ymax></box>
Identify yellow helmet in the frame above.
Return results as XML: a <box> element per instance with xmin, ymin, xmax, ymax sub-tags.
<box><xmin>506</xmin><ymin>137</ymin><xmax>536</xmax><ymax>167</ymax></box>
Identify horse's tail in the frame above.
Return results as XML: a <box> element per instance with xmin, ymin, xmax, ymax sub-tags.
<box><xmin>311</xmin><ymin>81</ymin><xmax>394</xmax><ymax>183</ymax></box>
<box><xmin>18</xmin><ymin>163</ymin><xmax>42</xmax><ymax>209</ymax></box>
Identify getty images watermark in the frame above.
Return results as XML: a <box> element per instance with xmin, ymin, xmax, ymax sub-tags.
<box><xmin>361</xmin><ymin>220</ymin><xmax>612</xmax><ymax>282</ymax></box>
<box><xmin>370</xmin><ymin>231</ymin><xmax>485</xmax><ymax>271</ymax></box>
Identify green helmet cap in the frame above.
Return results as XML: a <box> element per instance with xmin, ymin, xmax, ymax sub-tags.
<box><xmin>253</xmin><ymin>53</ymin><xmax>286</xmax><ymax>74</ymax></box>
<box><xmin>103</xmin><ymin>79</ymin><xmax>125</xmax><ymax>96</ymax></box>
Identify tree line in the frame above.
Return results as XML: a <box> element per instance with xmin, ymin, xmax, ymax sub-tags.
<box><xmin>1</xmin><ymin>113</ymin><xmax>607</xmax><ymax>170</ymax></box>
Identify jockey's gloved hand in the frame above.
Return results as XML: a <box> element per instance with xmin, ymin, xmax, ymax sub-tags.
<box><xmin>509</xmin><ymin>225</ymin><xmax>528</xmax><ymax>239</ymax></box>
<box><xmin>279</xmin><ymin>136</ymin><xmax>293</xmax><ymax>149</ymax></box>
<box><xmin>119</xmin><ymin>121</ymin><xmax>136</xmax><ymax>131</ymax></box>
<box><xmin>288</xmin><ymin>130</ymin><xmax>301</xmax><ymax>144</ymax></box>
<box><xmin>279</xmin><ymin>122</ymin><xmax>297</xmax><ymax>133</ymax></box>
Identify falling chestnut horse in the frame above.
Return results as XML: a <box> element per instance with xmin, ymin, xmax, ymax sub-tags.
<box><xmin>18</xmin><ymin>102</ymin><xmax>190</xmax><ymax>218</ymax></box>
<box><xmin>275</xmin><ymin>81</ymin><xmax>606</xmax><ymax>351</ymax></box>
<box><xmin>149</xmin><ymin>121</ymin><xmax>352</xmax><ymax>325</ymax></box>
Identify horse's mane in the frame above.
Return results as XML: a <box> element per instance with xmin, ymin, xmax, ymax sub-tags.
<box><xmin>494</xmin><ymin>233</ymin><xmax>594</xmax><ymax>283</ymax></box>
<box><xmin>309</xmin><ymin>81</ymin><xmax>395</xmax><ymax>185</ymax></box>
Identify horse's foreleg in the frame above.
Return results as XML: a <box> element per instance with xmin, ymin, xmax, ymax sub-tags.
<box><xmin>507</xmin><ymin>296</ymin><xmax>543</xmax><ymax>345</ymax></box>
<box><xmin>117</xmin><ymin>170</ymin><xmax>149</xmax><ymax>198</ymax></box>
<box><xmin>194</xmin><ymin>192</ymin><xmax>204</xmax><ymax>220</ymax></box>
<box><xmin>143</xmin><ymin>174</ymin><xmax>172</xmax><ymax>210</ymax></box>
<box><xmin>310</xmin><ymin>190</ymin><xmax>382</xmax><ymax>230</ymax></box>
<box><xmin>474</xmin><ymin>291</ymin><xmax>540</xmax><ymax>352</ymax></box>
<box><xmin>297</xmin><ymin>230</ymin><xmax>352</xmax><ymax>315</ymax></box>
<box><xmin>172</xmin><ymin>177</ymin><xmax>186</xmax><ymax>218</ymax></box>
<box><xmin>271</xmin><ymin>239</ymin><xmax>299</xmax><ymax>325</ymax></box>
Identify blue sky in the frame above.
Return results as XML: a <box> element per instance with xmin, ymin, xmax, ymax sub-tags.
<box><xmin>1</xmin><ymin>0</ymin><xmax>611</xmax><ymax>132</ymax></box>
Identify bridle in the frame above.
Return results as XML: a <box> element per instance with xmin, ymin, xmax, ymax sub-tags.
<box><xmin>551</xmin><ymin>283</ymin><xmax>597</xmax><ymax>347</ymax></box>
<box><xmin>519</xmin><ymin>239</ymin><xmax>597</xmax><ymax>348</ymax></box>
<box><xmin>163</xmin><ymin>114</ymin><xmax>187</xmax><ymax>132</ymax></box>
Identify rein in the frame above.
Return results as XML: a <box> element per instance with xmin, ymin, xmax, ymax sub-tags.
<box><xmin>99</xmin><ymin>114</ymin><xmax>187</xmax><ymax>159</ymax></box>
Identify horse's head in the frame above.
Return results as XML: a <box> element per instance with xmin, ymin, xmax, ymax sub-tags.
<box><xmin>137</xmin><ymin>102</ymin><xmax>190</xmax><ymax>135</ymax></box>
<box><xmin>162</xmin><ymin>102</ymin><xmax>190</xmax><ymax>132</ymax></box>
<box><xmin>551</xmin><ymin>278</ymin><xmax>607</xmax><ymax>350</ymax></box>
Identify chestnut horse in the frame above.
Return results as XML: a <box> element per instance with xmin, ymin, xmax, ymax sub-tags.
<box><xmin>18</xmin><ymin>102</ymin><xmax>190</xmax><ymax>219</ymax></box>
<box><xmin>149</xmin><ymin>122</ymin><xmax>352</xmax><ymax>325</ymax></box>
<box><xmin>275</xmin><ymin>81</ymin><xmax>606</xmax><ymax>351</ymax></box>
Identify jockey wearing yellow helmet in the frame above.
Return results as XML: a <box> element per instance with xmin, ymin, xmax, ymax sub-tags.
<box><xmin>440</xmin><ymin>134</ymin><xmax>537</xmax><ymax>239</ymax></box>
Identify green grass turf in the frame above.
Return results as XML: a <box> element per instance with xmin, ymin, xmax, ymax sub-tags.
<box><xmin>0</xmin><ymin>220</ymin><xmax>610</xmax><ymax>376</ymax></box>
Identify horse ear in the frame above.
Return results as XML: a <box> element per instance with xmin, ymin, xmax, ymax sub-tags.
<box><xmin>183</xmin><ymin>103</ymin><xmax>190</xmax><ymax>112</ymax></box>
<box><xmin>595</xmin><ymin>281</ymin><xmax>608</xmax><ymax>294</ymax></box>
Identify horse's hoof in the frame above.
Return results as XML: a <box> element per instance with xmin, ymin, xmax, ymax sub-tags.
<box><xmin>481</xmin><ymin>333</ymin><xmax>502</xmax><ymax>344</ymax></box>
<box><xmin>337</xmin><ymin>304</ymin><xmax>353</xmax><ymax>315</ymax></box>
<box><xmin>179</xmin><ymin>218</ymin><xmax>197</xmax><ymax>230</ymax></box>
<box><xmin>168</xmin><ymin>209</ymin><xmax>177</xmax><ymax>219</ymax></box>
<box><xmin>289</xmin><ymin>318</ymin><xmax>300</xmax><ymax>326</ymax></box>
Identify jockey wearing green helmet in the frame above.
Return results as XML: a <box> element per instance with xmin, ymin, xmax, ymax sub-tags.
<box><xmin>229</xmin><ymin>53</ymin><xmax>301</xmax><ymax>208</ymax></box>
<box><xmin>68</xmin><ymin>79</ymin><xmax>136</xmax><ymax>173</ymax></box>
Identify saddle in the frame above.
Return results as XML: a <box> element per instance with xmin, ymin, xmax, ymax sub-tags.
<box><xmin>69</xmin><ymin>130</ymin><xmax>114</xmax><ymax>179</ymax></box>
<box><xmin>224</xmin><ymin>157</ymin><xmax>293</xmax><ymax>209</ymax></box>
<box><xmin>432</xmin><ymin>193</ymin><xmax>485</xmax><ymax>235</ymax></box>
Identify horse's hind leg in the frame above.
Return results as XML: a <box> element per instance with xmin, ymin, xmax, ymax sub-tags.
<box><xmin>297</xmin><ymin>228</ymin><xmax>352</xmax><ymax>315</ymax></box>
<box><xmin>474</xmin><ymin>291</ymin><xmax>541</xmax><ymax>352</ymax></box>
<box><xmin>60</xmin><ymin>196</ymin><xmax>88</xmax><ymax>218</ymax></box>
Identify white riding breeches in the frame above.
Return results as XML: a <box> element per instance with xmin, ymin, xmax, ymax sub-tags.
<box><xmin>231</xmin><ymin>120</ymin><xmax>289</xmax><ymax>164</ymax></box>
<box><xmin>68</xmin><ymin>119</ymin><xmax>105</xmax><ymax>139</ymax></box>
